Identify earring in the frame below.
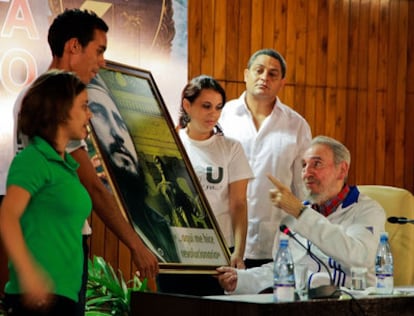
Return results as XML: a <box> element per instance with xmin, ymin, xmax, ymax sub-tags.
<box><xmin>184</xmin><ymin>113</ymin><xmax>191</xmax><ymax>123</ymax></box>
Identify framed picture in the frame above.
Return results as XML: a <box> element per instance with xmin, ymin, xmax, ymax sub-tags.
<box><xmin>86</xmin><ymin>60</ymin><xmax>230</xmax><ymax>273</ymax></box>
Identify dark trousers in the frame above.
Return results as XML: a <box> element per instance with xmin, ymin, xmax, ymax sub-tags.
<box><xmin>76</xmin><ymin>235</ymin><xmax>89</xmax><ymax>316</ymax></box>
<box><xmin>3</xmin><ymin>294</ymin><xmax>76</xmax><ymax>316</ymax></box>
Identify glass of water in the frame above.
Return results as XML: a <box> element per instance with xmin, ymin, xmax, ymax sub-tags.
<box><xmin>351</xmin><ymin>267</ymin><xmax>367</xmax><ymax>290</ymax></box>
<box><xmin>294</xmin><ymin>262</ymin><xmax>308</xmax><ymax>299</ymax></box>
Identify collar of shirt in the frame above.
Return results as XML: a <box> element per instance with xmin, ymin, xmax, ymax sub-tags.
<box><xmin>32</xmin><ymin>136</ymin><xmax>79</xmax><ymax>171</ymax></box>
<box><xmin>237</xmin><ymin>92</ymin><xmax>281</xmax><ymax>114</ymax></box>
<box><xmin>306</xmin><ymin>184</ymin><xmax>351</xmax><ymax>217</ymax></box>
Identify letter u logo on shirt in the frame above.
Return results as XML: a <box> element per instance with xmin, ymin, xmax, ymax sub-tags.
<box><xmin>206</xmin><ymin>166</ymin><xmax>223</xmax><ymax>184</ymax></box>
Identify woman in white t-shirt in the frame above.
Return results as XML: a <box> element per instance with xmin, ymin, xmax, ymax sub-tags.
<box><xmin>177</xmin><ymin>75</ymin><xmax>254</xmax><ymax>268</ymax></box>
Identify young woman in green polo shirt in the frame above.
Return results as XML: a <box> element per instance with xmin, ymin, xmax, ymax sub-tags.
<box><xmin>0</xmin><ymin>69</ymin><xmax>92</xmax><ymax>315</ymax></box>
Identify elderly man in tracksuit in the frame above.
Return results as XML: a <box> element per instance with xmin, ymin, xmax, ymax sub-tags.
<box><xmin>217</xmin><ymin>135</ymin><xmax>385</xmax><ymax>294</ymax></box>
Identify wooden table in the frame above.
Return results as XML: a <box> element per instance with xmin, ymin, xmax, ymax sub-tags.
<box><xmin>131</xmin><ymin>290</ymin><xmax>414</xmax><ymax>316</ymax></box>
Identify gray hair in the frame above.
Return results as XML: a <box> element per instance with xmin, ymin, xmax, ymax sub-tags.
<box><xmin>311</xmin><ymin>135</ymin><xmax>351</xmax><ymax>167</ymax></box>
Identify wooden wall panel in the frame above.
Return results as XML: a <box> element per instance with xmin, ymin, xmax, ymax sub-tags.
<box><xmin>238</xmin><ymin>0</ymin><xmax>252</xmax><ymax>77</ymax></box>
<box><xmin>250</xmin><ymin>0</ymin><xmax>264</xmax><ymax>52</ymax></box>
<box><xmin>406</xmin><ymin>0</ymin><xmax>414</xmax><ymax>192</ymax></box>
<box><xmin>224</xmin><ymin>0</ymin><xmax>239</xmax><ymax>81</ymax></box>
<box><xmin>187</xmin><ymin>0</ymin><xmax>413</xmax><ymax>194</ymax></box>
<box><xmin>213</xmin><ymin>1</ymin><xmax>227</xmax><ymax>79</ymax></box>
<box><xmin>314</xmin><ymin>1</ymin><xmax>329</xmax><ymax>138</ymax></box>
<box><xmin>273</xmin><ymin>0</ymin><xmax>288</xmax><ymax>58</ymax></box>
<box><xmin>200</xmin><ymin>0</ymin><xmax>215</xmax><ymax>75</ymax></box>
<box><xmin>353</xmin><ymin>0</ymin><xmax>369</xmax><ymax>186</ymax></box>
<box><xmin>262</xmin><ymin>0</ymin><xmax>275</xmax><ymax>47</ymax></box>
<box><xmin>88</xmin><ymin>0</ymin><xmax>413</xmax><ymax>280</ymax></box>
<box><xmin>374</xmin><ymin>1</ymin><xmax>389</xmax><ymax>185</ymax></box>
<box><xmin>394</xmin><ymin>0</ymin><xmax>408</xmax><ymax>187</ymax></box>
<box><xmin>187</xmin><ymin>1</ymin><xmax>202</xmax><ymax>77</ymax></box>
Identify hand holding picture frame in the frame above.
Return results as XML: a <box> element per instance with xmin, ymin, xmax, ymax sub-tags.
<box><xmin>87</xmin><ymin>61</ymin><xmax>230</xmax><ymax>273</ymax></box>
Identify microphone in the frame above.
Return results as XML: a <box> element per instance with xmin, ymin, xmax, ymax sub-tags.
<box><xmin>280</xmin><ymin>225</ymin><xmax>340</xmax><ymax>299</ymax></box>
<box><xmin>387</xmin><ymin>216</ymin><xmax>414</xmax><ymax>225</ymax></box>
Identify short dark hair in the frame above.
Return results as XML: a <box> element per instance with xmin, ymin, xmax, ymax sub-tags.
<box><xmin>48</xmin><ymin>9</ymin><xmax>109</xmax><ymax>57</ymax></box>
<box><xmin>18</xmin><ymin>69</ymin><xmax>86</xmax><ymax>148</ymax></box>
<box><xmin>178</xmin><ymin>75</ymin><xmax>226</xmax><ymax>133</ymax></box>
<box><xmin>247</xmin><ymin>48</ymin><xmax>287</xmax><ymax>78</ymax></box>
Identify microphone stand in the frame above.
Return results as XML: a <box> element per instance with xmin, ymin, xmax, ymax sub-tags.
<box><xmin>280</xmin><ymin>225</ymin><xmax>340</xmax><ymax>299</ymax></box>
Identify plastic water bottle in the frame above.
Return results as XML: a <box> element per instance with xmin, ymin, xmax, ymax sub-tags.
<box><xmin>375</xmin><ymin>232</ymin><xmax>394</xmax><ymax>294</ymax></box>
<box><xmin>273</xmin><ymin>238</ymin><xmax>295</xmax><ymax>302</ymax></box>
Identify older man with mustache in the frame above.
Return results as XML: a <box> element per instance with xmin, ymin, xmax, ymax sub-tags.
<box><xmin>217</xmin><ymin>135</ymin><xmax>385</xmax><ymax>294</ymax></box>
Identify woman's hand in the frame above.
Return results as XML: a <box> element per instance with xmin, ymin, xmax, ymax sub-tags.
<box><xmin>19</xmin><ymin>265</ymin><xmax>54</xmax><ymax>310</ymax></box>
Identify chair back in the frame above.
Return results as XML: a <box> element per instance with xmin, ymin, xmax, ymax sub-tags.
<box><xmin>358</xmin><ymin>185</ymin><xmax>414</xmax><ymax>286</ymax></box>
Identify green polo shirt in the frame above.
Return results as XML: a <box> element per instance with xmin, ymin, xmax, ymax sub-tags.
<box><xmin>5</xmin><ymin>136</ymin><xmax>92</xmax><ymax>302</ymax></box>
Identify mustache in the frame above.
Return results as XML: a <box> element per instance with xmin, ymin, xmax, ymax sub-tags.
<box><xmin>304</xmin><ymin>176</ymin><xmax>318</xmax><ymax>183</ymax></box>
<box><xmin>108</xmin><ymin>142</ymin><xmax>137</xmax><ymax>165</ymax></box>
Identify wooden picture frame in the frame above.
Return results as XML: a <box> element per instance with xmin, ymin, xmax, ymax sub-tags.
<box><xmin>86</xmin><ymin>60</ymin><xmax>231</xmax><ymax>273</ymax></box>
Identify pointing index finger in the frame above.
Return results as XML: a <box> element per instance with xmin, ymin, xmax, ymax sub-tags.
<box><xmin>267</xmin><ymin>174</ymin><xmax>288</xmax><ymax>191</ymax></box>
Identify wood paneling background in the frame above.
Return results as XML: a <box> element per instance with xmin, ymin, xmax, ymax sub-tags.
<box><xmin>88</xmin><ymin>0</ymin><xmax>413</xmax><ymax>281</ymax></box>
<box><xmin>188</xmin><ymin>0</ymin><xmax>413</xmax><ymax>193</ymax></box>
